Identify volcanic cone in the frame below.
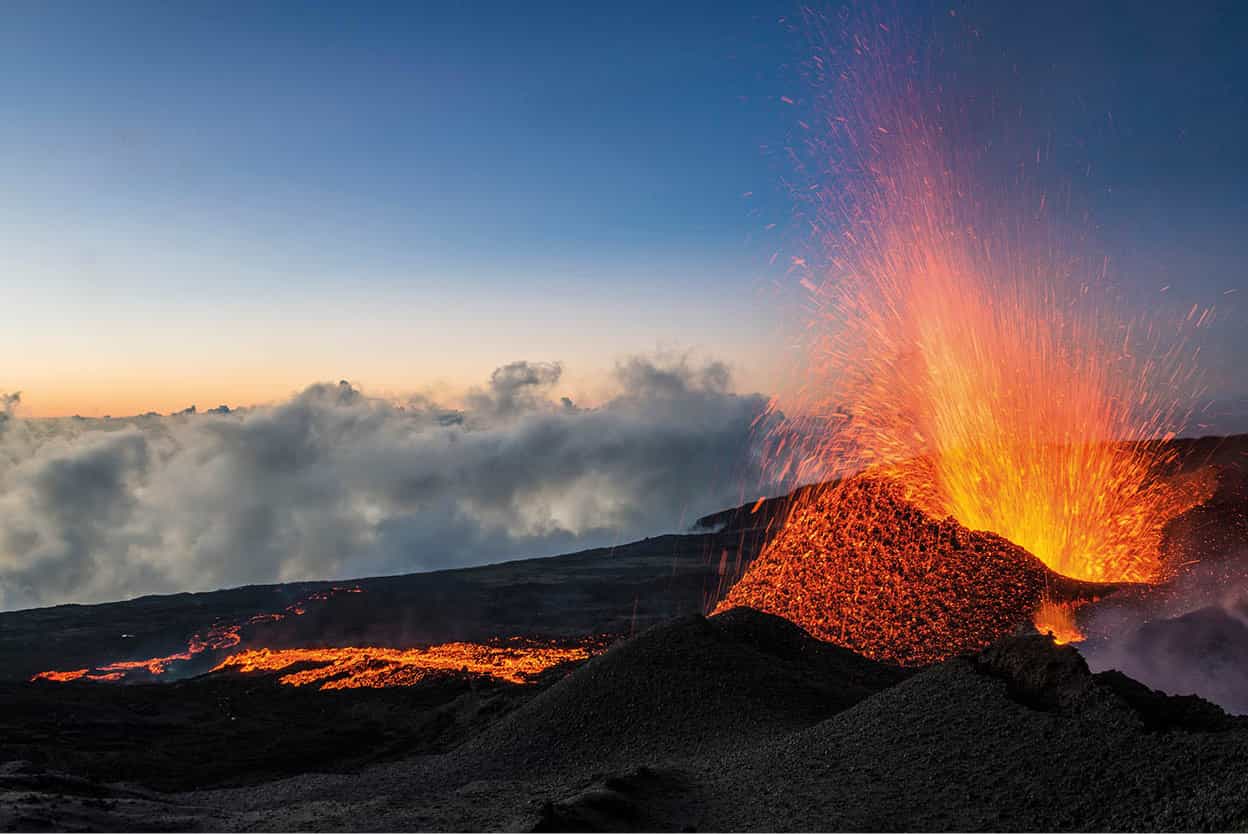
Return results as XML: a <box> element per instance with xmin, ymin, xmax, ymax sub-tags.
<box><xmin>713</xmin><ymin>474</ymin><xmax>1104</xmax><ymax>665</ymax></box>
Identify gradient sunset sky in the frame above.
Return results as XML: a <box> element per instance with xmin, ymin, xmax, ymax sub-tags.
<box><xmin>4</xmin><ymin>0</ymin><xmax>1245</xmax><ymax>417</ymax></box>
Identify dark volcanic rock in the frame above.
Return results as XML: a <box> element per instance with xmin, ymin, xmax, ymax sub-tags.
<box><xmin>4</xmin><ymin>438</ymin><xmax>1248</xmax><ymax>831</ymax></box>
<box><xmin>5</xmin><ymin>618</ymin><xmax>1248</xmax><ymax>832</ymax></box>
<box><xmin>530</xmin><ymin>766</ymin><xmax>699</xmax><ymax>833</ymax></box>
<box><xmin>461</xmin><ymin>607</ymin><xmax>912</xmax><ymax>776</ymax></box>
<box><xmin>976</xmin><ymin>632</ymin><xmax>1237</xmax><ymax>729</ymax></box>
<box><xmin>976</xmin><ymin>633</ymin><xmax>1095</xmax><ymax>710</ymax></box>
<box><xmin>0</xmin><ymin>672</ymin><xmax>534</xmax><ymax>793</ymax></box>
<box><xmin>1092</xmin><ymin>668</ymin><xmax>1236</xmax><ymax>733</ymax></box>
<box><xmin>1108</xmin><ymin>604</ymin><xmax>1248</xmax><ymax>717</ymax></box>
<box><xmin>691</xmin><ymin>635</ymin><xmax>1248</xmax><ymax>832</ymax></box>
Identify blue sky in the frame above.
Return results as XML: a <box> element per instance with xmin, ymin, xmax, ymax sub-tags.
<box><xmin>1</xmin><ymin>0</ymin><xmax>1245</xmax><ymax>415</ymax></box>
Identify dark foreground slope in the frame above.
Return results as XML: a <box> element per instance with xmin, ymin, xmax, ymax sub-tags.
<box><xmin>693</xmin><ymin>635</ymin><xmax>1248</xmax><ymax>832</ymax></box>
<box><xmin>459</xmin><ymin>607</ymin><xmax>913</xmax><ymax>776</ymax></box>
<box><xmin>4</xmin><ymin>610</ymin><xmax>1247</xmax><ymax>832</ymax></box>
<box><xmin>0</xmin><ymin>609</ymin><xmax>906</xmax><ymax>831</ymax></box>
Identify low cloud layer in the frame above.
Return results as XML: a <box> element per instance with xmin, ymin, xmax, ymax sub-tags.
<box><xmin>0</xmin><ymin>357</ymin><xmax>769</xmax><ymax>611</ymax></box>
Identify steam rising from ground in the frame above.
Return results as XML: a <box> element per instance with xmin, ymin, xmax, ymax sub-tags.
<box><xmin>1080</xmin><ymin>555</ymin><xmax>1248</xmax><ymax>714</ymax></box>
<box><xmin>0</xmin><ymin>356</ymin><xmax>768</xmax><ymax>611</ymax></box>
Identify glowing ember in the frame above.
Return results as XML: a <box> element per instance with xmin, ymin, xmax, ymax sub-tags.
<box><xmin>1032</xmin><ymin>599</ymin><xmax>1085</xmax><ymax>645</ymax></box>
<box><xmin>764</xmin><ymin>12</ymin><xmax>1213</xmax><ymax>586</ymax></box>
<box><xmin>211</xmin><ymin>641</ymin><xmax>596</xmax><ymax>689</ymax></box>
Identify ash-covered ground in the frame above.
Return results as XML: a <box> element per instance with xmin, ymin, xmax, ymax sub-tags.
<box><xmin>2</xmin><ymin>435</ymin><xmax>1247</xmax><ymax>832</ymax></box>
<box><xmin>4</xmin><ymin>612</ymin><xmax>1248</xmax><ymax>832</ymax></box>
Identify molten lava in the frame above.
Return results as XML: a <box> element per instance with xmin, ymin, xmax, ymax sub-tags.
<box><xmin>31</xmin><ymin>586</ymin><xmax>363</xmax><ymax>684</ymax></box>
<box><xmin>717</xmin><ymin>10</ymin><xmax>1231</xmax><ymax>669</ymax></box>
<box><xmin>714</xmin><ymin>475</ymin><xmax>1091</xmax><ymax>665</ymax></box>
<box><xmin>778</xmin><ymin>111</ymin><xmax>1217</xmax><ymax>582</ymax></box>
<box><xmin>211</xmin><ymin>641</ymin><xmax>595</xmax><ymax>689</ymax></box>
<box><xmin>31</xmin><ymin>585</ymin><xmax>599</xmax><ymax>690</ymax></box>
<box><xmin>728</xmin><ymin>11</ymin><xmax>1218</xmax><ymax>661</ymax></box>
<box><xmin>794</xmin><ymin>265</ymin><xmax>1215</xmax><ymax>584</ymax></box>
<box><xmin>29</xmin><ymin>668</ymin><xmax>125</xmax><ymax>683</ymax></box>
<box><xmin>1032</xmin><ymin>599</ymin><xmax>1086</xmax><ymax>645</ymax></box>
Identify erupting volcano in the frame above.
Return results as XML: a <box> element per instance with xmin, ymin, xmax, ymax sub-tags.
<box><xmin>714</xmin><ymin>475</ymin><xmax>1104</xmax><ymax>665</ymax></box>
<box><xmin>715</xmin><ymin>10</ymin><xmax>1218</xmax><ymax>661</ymax></box>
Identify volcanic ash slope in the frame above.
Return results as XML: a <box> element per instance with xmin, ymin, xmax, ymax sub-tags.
<box><xmin>692</xmin><ymin>634</ymin><xmax>1248</xmax><ymax>832</ymax></box>
<box><xmin>443</xmin><ymin>623</ymin><xmax>1248</xmax><ymax>831</ymax></box>
<box><xmin>11</xmin><ymin>611</ymin><xmax>1248</xmax><ymax>832</ymax></box>
<box><xmin>458</xmin><ymin>607</ymin><xmax>913</xmax><ymax>777</ymax></box>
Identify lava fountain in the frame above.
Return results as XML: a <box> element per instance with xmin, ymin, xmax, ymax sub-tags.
<box><xmin>718</xmin><ymin>8</ymin><xmax>1215</xmax><ymax>661</ymax></box>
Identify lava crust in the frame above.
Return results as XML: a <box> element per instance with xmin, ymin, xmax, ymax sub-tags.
<box><xmin>714</xmin><ymin>474</ymin><xmax>1108</xmax><ymax>665</ymax></box>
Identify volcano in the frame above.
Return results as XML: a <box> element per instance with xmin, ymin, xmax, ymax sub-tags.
<box><xmin>713</xmin><ymin>473</ymin><xmax>1117</xmax><ymax>665</ymax></box>
<box><xmin>2</xmin><ymin>440</ymin><xmax>1247</xmax><ymax>831</ymax></box>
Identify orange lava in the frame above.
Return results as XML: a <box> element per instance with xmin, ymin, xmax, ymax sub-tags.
<box><xmin>211</xmin><ymin>641</ymin><xmax>595</xmax><ymax>688</ymax></box>
<box><xmin>715</xmin><ymin>475</ymin><xmax>1069</xmax><ymax>665</ymax></box>
<box><xmin>30</xmin><ymin>668</ymin><xmax>128</xmax><ymax>683</ymax></box>
<box><xmin>30</xmin><ymin>584</ymin><xmax>597</xmax><ymax>691</ymax></box>
<box><xmin>30</xmin><ymin>668</ymin><xmax>91</xmax><ymax>683</ymax></box>
<box><xmin>717</xmin><ymin>14</ymin><xmax>1225</xmax><ymax>667</ymax></box>
<box><xmin>1032</xmin><ymin>599</ymin><xmax>1085</xmax><ymax>645</ymax></box>
<box><xmin>766</xmin><ymin>12</ymin><xmax>1214</xmax><ymax>587</ymax></box>
<box><xmin>31</xmin><ymin>586</ymin><xmax>362</xmax><ymax>684</ymax></box>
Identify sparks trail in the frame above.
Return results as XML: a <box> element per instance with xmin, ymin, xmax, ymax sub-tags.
<box><xmin>719</xmin><ymin>9</ymin><xmax>1222</xmax><ymax>661</ymax></box>
<box><xmin>757</xmin><ymin>9</ymin><xmax>1213</xmax><ymax>594</ymax></box>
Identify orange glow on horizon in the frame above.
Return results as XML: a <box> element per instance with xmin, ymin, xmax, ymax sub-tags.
<box><xmin>8</xmin><ymin>354</ymin><xmax>783</xmax><ymax>420</ymax></box>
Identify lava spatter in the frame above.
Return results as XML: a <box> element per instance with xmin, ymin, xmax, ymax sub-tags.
<box><xmin>714</xmin><ymin>475</ymin><xmax>1113</xmax><ymax>666</ymax></box>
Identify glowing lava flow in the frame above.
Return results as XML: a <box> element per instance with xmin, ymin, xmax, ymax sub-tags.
<box><xmin>31</xmin><ymin>586</ymin><xmax>363</xmax><ymax>683</ymax></box>
<box><xmin>211</xmin><ymin>641</ymin><xmax>595</xmax><ymax>689</ymax></box>
<box><xmin>763</xmin><ymin>11</ymin><xmax>1213</xmax><ymax>588</ymax></box>
<box><xmin>31</xmin><ymin>585</ymin><xmax>600</xmax><ymax>689</ymax></box>
<box><xmin>28</xmin><ymin>668</ymin><xmax>124</xmax><ymax>683</ymax></box>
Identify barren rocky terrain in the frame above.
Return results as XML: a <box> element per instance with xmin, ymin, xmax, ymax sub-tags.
<box><xmin>3</xmin><ymin>435</ymin><xmax>1247</xmax><ymax>831</ymax></box>
<box><xmin>4</xmin><ymin>610</ymin><xmax>1248</xmax><ymax>831</ymax></box>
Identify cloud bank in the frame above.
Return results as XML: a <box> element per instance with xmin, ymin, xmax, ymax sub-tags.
<box><xmin>0</xmin><ymin>357</ymin><xmax>769</xmax><ymax>611</ymax></box>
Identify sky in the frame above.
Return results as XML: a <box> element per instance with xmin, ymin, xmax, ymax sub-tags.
<box><xmin>2</xmin><ymin>0</ymin><xmax>1246</xmax><ymax>417</ymax></box>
